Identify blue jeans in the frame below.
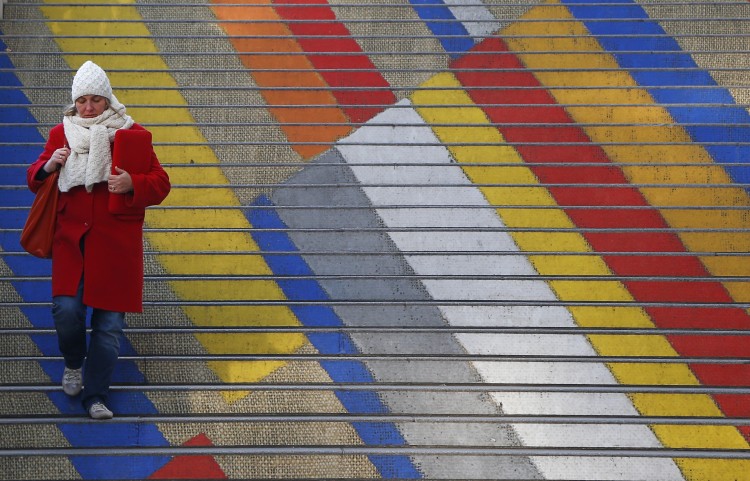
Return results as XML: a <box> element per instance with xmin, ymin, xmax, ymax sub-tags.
<box><xmin>52</xmin><ymin>279</ymin><xmax>124</xmax><ymax>410</ymax></box>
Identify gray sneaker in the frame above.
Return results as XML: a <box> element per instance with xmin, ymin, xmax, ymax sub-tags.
<box><xmin>62</xmin><ymin>367</ymin><xmax>82</xmax><ymax>396</ymax></box>
<box><xmin>88</xmin><ymin>402</ymin><xmax>113</xmax><ymax>420</ymax></box>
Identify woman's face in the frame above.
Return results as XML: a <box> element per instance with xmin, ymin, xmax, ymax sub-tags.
<box><xmin>75</xmin><ymin>95</ymin><xmax>108</xmax><ymax>118</ymax></box>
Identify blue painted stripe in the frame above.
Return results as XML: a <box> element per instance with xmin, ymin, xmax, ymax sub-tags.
<box><xmin>0</xmin><ymin>164</ymin><xmax>29</xmax><ymax>182</ymax></box>
<box><xmin>0</xmin><ymin>145</ymin><xmax>44</xmax><ymax>162</ymax></box>
<box><xmin>409</xmin><ymin>0</ymin><xmax>474</xmax><ymax>55</ymax></box>
<box><xmin>561</xmin><ymin>0</ymin><xmax>750</xmax><ymax>185</ymax></box>
<box><xmin>248</xmin><ymin>195</ymin><xmax>422</xmax><ymax>479</ymax></box>
<box><xmin>0</xmin><ymin>34</ymin><xmax>171</xmax><ymax>479</ymax></box>
<box><xmin>0</xmin><ymin>124</ymin><xmax>44</xmax><ymax>142</ymax></box>
<box><xmin>0</xmin><ymin>107</ymin><xmax>38</xmax><ymax>123</ymax></box>
<box><xmin>0</xmin><ymin>189</ymin><xmax>34</xmax><ymax>208</ymax></box>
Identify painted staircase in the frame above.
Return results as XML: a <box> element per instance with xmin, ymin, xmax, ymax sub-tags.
<box><xmin>1</xmin><ymin>1</ymin><xmax>750</xmax><ymax>480</ymax></box>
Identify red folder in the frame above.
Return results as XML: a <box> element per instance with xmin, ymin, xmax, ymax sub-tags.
<box><xmin>109</xmin><ymin>128</ymin><xmax>153</xmax><ymax>214</ymax></box>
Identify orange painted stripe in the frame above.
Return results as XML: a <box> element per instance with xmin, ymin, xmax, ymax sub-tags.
<box><xmin>210</xmin><ymin>0</ymin><xmax>350</xmax><ymax>159</ymax></box>
<box><xmin>272</xmin><ymin>0</ymin><xmax>396</xmax><ymax>123</ymax></box>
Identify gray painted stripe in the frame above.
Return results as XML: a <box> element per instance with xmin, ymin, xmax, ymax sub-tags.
<box><xmin>271</xmin><ymin>148</ymin><xmax>543</xmax><ymax>479</ymax></box>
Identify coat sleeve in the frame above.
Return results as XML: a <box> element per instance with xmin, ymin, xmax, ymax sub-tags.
<box><xmin>27</xmin><ymin>124</ymin><xmax>65</xmax><ymax>193</ymax></box>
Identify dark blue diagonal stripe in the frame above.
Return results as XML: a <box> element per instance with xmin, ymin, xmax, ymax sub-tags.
<box><xmin>562</xmin><ymin>0</ymin><xmax>750</xmax><ymax>185</ymax></box>
<box><xmin>409</xmin><ymin>0</ymin><xmax>474</xmax><ymax>55</ymax></box>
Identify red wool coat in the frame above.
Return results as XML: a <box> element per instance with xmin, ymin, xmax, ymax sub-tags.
<box><xmin>27</xmin><ymin>123</ymin><xmax>170</xmax><ymax>313</ymax></box>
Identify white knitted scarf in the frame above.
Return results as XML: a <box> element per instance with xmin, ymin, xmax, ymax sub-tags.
<box><xmin>59</xmin><ymin>97</ymin><xmax>134</xmax><ymax>193</ymax></box>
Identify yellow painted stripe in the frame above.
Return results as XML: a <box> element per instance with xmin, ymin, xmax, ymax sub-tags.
<box><xmin>674</xmin><ymin>459</ymin><xmax>750</xmax><ymax>481</ymax></box>
<box><xmin>503</xmin><ymin>1</ymin><xmax>750</xmax><ymax>305</ymax></box>
<box><xmin>411</xmin><ymin>72</ymin><xmax>749</xmax><ymax>478</ymax></box>
<box><xmin>41</xmin><ymin>0</ymin><xmax>306</xmax><ymax>402</ymax></box>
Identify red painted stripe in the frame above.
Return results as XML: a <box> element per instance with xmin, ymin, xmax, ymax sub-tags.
<box><xmin>604</xmin><ymin>255</ymin><xmax>712</xmax><ymax>275</ymax></box>
<box><xmin>714</xmin><ymin>393</ymin><xmax>750</xmax><ymax>439</ymax></box>
<box><xmin>713</xmin><ymin>391</ymin><xmax>750</xmax><ymax>417</ymax></box>
<box><xmin>210</xmin><ymin>0</ymin><xmax>351</xmax><ymax>160</ymax></box>
<box><xmin>272</xmin><ymin>0</ymin><xmax>396</xmax><ymax>122</ymax></box>
<box><xmin>668</xmin><ymin>336</ymin><xmax>750</xmax><ymax>358</ymax></box>
<box><xmin>645</xmin><ymin>306</ymin><xmax>750</xmax><ymax>329</ymax></box>
<box><xmin>692</xmin><ymin>364</ymin><xmax>750</xmax><ymax>386</ymax></box>
<box><xmin>451</xmin><ymin>38</ymin><xmax>750</xmax><ymax>431</ymax></box>
<box><xmin>149</xmin><ymin>434</ymin><xmax>227</xmax><ymax>479</ymax></box>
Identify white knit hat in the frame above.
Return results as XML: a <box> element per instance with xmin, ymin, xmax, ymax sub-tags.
<box><xmin>71</xmin><ymin>61</ymin><xmax>112</xmax><ymax>102</ymax></box>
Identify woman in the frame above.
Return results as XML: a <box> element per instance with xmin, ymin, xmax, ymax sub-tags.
<box><xmin>26</xmin><ymin>61</ymin><xmax>171</xmax><ymax>420</ymax></box>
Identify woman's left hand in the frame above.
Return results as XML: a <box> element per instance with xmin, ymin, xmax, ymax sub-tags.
<box><xmin>108</xmin><ymin>167</ymin><xmax>133</xmax><ymax>194</ymax></box>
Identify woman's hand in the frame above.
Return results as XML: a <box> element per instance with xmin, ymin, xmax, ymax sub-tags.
<box><xmin>45</xmin><ymin>147</ymin><xmax>70</xmax><ymax>173</ymax></box>
<box><xmin>108</xmin><ymin>167</ymin><xmax>133</xmax><ymax>194</ymax></box>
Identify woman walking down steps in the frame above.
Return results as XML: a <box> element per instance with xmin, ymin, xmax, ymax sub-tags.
<box><xmin>26</xmin><ymin>61</ymin><xmax>171</xmax><ymax>420</ymax></box>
